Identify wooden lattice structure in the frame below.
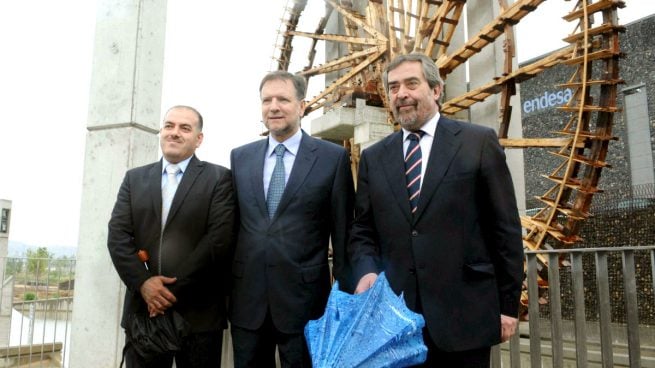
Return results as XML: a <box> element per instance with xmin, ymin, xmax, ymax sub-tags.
<box><xmin>273</xmin><ymin>0</ymin><xmax>625</xmax><ymax>311</ymax></box>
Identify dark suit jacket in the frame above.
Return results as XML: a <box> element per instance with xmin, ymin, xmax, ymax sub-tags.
<box><xmin>350</xmin><ymin>117</ymin><xmax>524</xmax><ymax>351</ymax></box>
<box><xmin>108</xmin><ymin>155</ymin><xmax>236</xmax><ymax>333</ymax></box>
<box><xmin>229</xmin><ymin>131</ymin><xmax>354</xmax><ymax>334</ymax></box>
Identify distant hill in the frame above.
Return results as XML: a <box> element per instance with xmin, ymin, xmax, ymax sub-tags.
<box><xmin>7</xmin><ymin>240</ymin><xmax>77</xmax><ymax>258</ymax></box>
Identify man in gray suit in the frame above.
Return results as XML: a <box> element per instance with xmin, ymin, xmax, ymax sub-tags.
<box><xmin>229</xmin><ymin>71</ymin><xmax>354</xmax><ymax>368</ymax></box>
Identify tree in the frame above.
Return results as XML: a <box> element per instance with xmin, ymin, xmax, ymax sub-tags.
<box><xmin>51</xmin><ymin>254</ymin><xmax>76</xmax><ymax>281</ymax></box>
<box><xmin>26</xmin><ymin>247</ymin><xmax>52</xmax><ymax>279</ymax></box>
<box><xmin>5</xmin><ymin>257</ymin><xmax>24</xmax><ymax>276</ymax></box>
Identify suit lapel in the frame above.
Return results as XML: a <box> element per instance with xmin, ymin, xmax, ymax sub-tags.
<box><xmin>413</xmin><ymin>117</ymin><xmax>462</xmax><ymax>223</ymax></box>
<box><xmin>271</xmin><ymin>132</ymin><xmax>317</xmax><ymax>222</ymax></box>
<box><xmin>150</xmin><ymin>161</ymin><xmax>164</xmax><ymax>227</ymax></box>
<box><xmin>166</xmin><ymin>155</ymin><xmax>204</xmax><ymax>227</ymax></box>
<box><xmin>380</xmin><ymin>131</ymin><xmax>413</xmax><ymax>224</ymax></box>
<box><xmin>249</xmin><ymin>140</ymin><xmax>269</xmax><ymax>220</ymax></box>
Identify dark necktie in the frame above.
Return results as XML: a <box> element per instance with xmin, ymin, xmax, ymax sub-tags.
<box><xmin>267</xmin><ymin>144</ymin><xmax>286</xmax><ymax>218</ymax></box>
<box><xmin>405</xmin><ymin>131</ymin><xmax>424</xmax><ymax>213</ymax></box>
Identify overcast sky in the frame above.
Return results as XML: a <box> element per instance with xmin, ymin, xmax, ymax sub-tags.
<box><xmin>0</xmin><ymin>0</ymin><xmax>650</xmax><ymax>248</ymax></box>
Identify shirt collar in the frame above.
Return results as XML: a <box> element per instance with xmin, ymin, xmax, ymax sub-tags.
<box><xmin>402</xmin><ymin>112</ymin><xmax>440</xmax><ymax>141</ymax></box>
<box><xmin>267</xmin><ymin>128</ymin><xmax>303</xmax><ymax>157</ymax></box>
<box><xmin>162</xmin><ymin>155</ymin><xmax>192</xmax><ymax>174</ymax></box>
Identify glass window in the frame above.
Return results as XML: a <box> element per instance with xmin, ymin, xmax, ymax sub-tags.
<box><xmin>1</xmin><ymin>208</ymin><xmax>8</xmax><ymax>233</ymax></box>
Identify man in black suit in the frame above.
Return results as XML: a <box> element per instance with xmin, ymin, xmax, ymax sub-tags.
<box><xmin>349</xmin><ymin>53</ymin><xmax>524</xmax><ymax>367</ymax></box>
<box><xmin>229</xmin><ymin>71</ymin><xmax>354</xmax><ymax>368</ymax></box>
<box><xmin>108</xmin><ymin>105</ymin><xmax>236</xmax><ymax>367</ymax></box>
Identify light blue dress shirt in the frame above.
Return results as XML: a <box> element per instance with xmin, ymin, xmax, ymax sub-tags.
<box><xmin>263</xmin><ymin>129</ymin><xmax>302</xmax><ymax>200</ymax></box>
<box><xmin>161</xmin><ymin>155</ymin><xmax>192</xmax><ymax>189</ymax></box>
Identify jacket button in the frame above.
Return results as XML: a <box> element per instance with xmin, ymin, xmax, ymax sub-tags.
<box><xmin>411</xmin><ymin>230</ymin><xmax>418</xmax><ymax>237</ymax></box>
<box><xmin>409</xmin><ymin>268</ymin><xmax>416</xmax><ymax>275</ymax></box>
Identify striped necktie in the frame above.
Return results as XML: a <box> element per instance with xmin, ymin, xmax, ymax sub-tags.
<box><xmin>405</xmin><ymin>131</ymin><xmax>424</xmax><ymax>214</ymax></box>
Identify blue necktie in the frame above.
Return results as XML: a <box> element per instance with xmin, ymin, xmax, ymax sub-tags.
<box><xmin>267</xmin><ymin>144</ymin><xmax>286</xmax><ymax>218</ymax></box>
<box><xmin>405</xmin><ymin>132</ymin><xmax>424</xmax><ymax>214</ymax></box>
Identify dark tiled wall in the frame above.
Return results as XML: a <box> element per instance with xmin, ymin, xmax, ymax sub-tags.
<box><xmin>518</xmin><ymin>15</ymin><xmax>655</xmax><ymax>210</ymax></box>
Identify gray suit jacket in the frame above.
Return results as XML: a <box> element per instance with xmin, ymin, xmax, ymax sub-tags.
<box><xmin>229</xmin><ymin>131</ymin><xmax>354</xmax><ymax>334</ymax></box>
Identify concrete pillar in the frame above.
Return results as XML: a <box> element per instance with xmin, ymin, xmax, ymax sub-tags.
<box><xmin>68</xmin><ymin>1</ymin><xmax>168</xmax><ymax>367</ymax></box>
<box><xmin>324</xmin><ymin>0</ymin><xmax>368</xmax><ymax>85</ymax></box>
<box><xmin>622</xmin><ymin>84</ymin><xmax>655</xmax><ymax>192</ymax></box>
<box><xmin>311</xmin><ymin>99</ymin><xmax>391</xmax><ymax>151</ymax></box>
<box><xmin>466</xmin><ymin>0</ymin><xmax>526</xmax><ymax>213</ymax></box>
<box><xmin>442</xmin><ymin>10</ymin><xmax>469</xmax><ymax>122</ymax></box>
<box><xmin>352</xmin><ymin>99</ymin><xmax>392</xmax><ymax>151</ymax></box>
<box><xmin>0</xmin><ymin>199</ymin><xmax>11</xmax><ymax>283</ymax></box>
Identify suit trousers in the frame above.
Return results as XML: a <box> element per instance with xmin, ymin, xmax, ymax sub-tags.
<box><xmin>412</xmin><ymin>282</ymin><xmax>491</xmax><ymax>368</ymax></box>
<box><xmin>414</xmin><ymin>333</ymin><xmax>491</xmax><ymax>368</ymax></box>
<box><xmin>231</xmin><ymin>311</ymin><xmax>311</xmax><ymax>368</ymax></box>
<box><xmin>124</xmin><ymin>330</ymin><xmax>223</xmax><ymax>368</ymax></box>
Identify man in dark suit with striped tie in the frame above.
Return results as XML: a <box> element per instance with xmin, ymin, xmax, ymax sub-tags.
<box><xmin>349</xmin><ymin>53</ymin><xmax>524</xmax><ymax>367</ymax></box>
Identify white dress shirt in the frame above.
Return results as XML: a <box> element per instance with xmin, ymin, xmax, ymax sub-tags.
<box><xmin>402</xmin><ymin>113</ymin><xmax>440</xmax><ymax>189</ymax></box>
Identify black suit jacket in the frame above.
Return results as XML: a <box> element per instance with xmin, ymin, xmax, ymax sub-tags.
<box><xmin>229</xmin><ymin>131</ymin><xmax>354</xmax><ymax>334</ymax></box>
<box><xmin>350</xmin><ymin>117</ymin><xmax>524</xmax><ymax>351</ymax></box>
<box><xmin>108</xmin><ymin>155</ymin><xmax>236</xmax><ymax>333</ymax></box>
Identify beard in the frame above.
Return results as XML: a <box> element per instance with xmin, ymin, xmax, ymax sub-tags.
<box><xmin>393</xmin><ymin>106</ymin><xmax>424</xmax><ymax>131</ymax></box>
<box><xmin>265</xmin><ymin>117</ymin><xmax>301</xmax><ymax>141</ymax></box>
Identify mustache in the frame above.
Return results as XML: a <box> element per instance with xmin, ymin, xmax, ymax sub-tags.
<box><xmin>395</xmin><ymin>99</ymin><xmax>416</xmax><ymax>108</ymax></box>
<box><xmin>395</xmin><ymin>103</ymin><xmax>416</xmax><ymax>109</ymax></box>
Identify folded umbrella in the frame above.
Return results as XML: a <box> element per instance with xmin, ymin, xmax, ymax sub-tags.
<box><xmin>305</xmin><ymin>272</ymin><xmax>427</xmax><ymax>367</ymax></box>
<box><xmin>126</xmin><ymin>309</ymin><xmax>190</xmax><ymax>362</ymax></box>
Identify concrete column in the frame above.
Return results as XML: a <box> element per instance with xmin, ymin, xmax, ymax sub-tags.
<box><xmin>442</xmin><ymin>4</ymin><xmax>469</xmax><ymax>122</ymax></box>
<box><xmin>352</xmin><ymin>99</ymin><xmax>392</xmax><ymax>150</ymax></box>
<box><xmin>622</xmin><ymin>84</ymin><xmax>655</xmax><ymax>192</ymax></box>
<box><xmin>68</xmin><ymin>1</ymin><xmax>168</xmax><ymax>367</ymax></box>
<box><xmin>466</xmin><ymin>0</ymin><xmax>526</xmax><ymax>213</ymax></box>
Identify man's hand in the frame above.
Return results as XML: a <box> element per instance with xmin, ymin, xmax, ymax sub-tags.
<box><xmin>500</xmin><ymin>314</ymin><xmax>519</xmax><ymax>342</ymax></box>
<box><xmin>354</xmin><ymin>273</ymin><xmax>378</xmax><ymax>294</ymax></box>
<box><xmin>140</xmin><ymin>276</ymin><xmax>177</xmax><ymax>317</ymax></box>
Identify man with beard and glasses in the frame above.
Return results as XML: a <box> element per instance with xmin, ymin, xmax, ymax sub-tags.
<box><xmin>348</xmin><ymin>53</ymin><xmax>524</xmax><ymax>367</ymax></box>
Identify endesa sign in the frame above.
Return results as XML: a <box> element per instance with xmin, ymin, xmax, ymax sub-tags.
<box><xmin>522</xmin><ymin>88</ymin><xmax>573</xmax><ymax>114</ymax></box>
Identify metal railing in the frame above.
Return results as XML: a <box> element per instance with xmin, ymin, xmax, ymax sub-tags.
<box><xmin>493</xmin><ymin>245</ymin><xmax>655</xmax><ymax>368</ymax></box>
<box><xmin>3</xmin><ymin>247</ymin><xmax>655</xmax><ymax>367</ymax></box>
<box><xmin>0</xmin><ymin>257</ymin><xmax>75</xmax><ymax>368</ymax></box>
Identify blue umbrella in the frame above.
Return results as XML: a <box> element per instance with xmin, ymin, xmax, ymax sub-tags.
<box><xmin>305</xmin><ymin>272</ymin><xmax>427</xmax><ymax>367</ymax></box>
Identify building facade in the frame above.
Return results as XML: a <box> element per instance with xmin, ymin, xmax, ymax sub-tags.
<box><xmin>520</xmin><ymin>15</ymin><xmax>655</xmax><ymax>209</ymax></box>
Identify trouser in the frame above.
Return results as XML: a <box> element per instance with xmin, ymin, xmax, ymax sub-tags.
<box><xmin>231</xmin><ymin>312</ymin><xmax>310</xmax><ymax>368</ymax></box>
<box><xmin>414</xmin><ymin>334</ymin><xmax>491</xmax><ymax>368</ymax></box>
<box><xmin>123</xmin><ymin>330</ymin><xmax>223</xmax><ymax>368</ymax></box>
